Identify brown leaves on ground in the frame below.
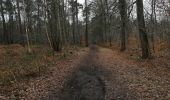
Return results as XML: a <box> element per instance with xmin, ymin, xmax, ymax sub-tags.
<box><xmin>1</xmin><ymin>44</ymin><xmax>170</xmax><ymax>100</ymax></box>
<box><xmin>100</xmin><ymin>46</ymin><xmax>170</xmax><ymax>99</ymax></box>
<box><xmin>0</xmin><ymin>44</ymin><xmax>87</xmax><ymax>99</ymax></box>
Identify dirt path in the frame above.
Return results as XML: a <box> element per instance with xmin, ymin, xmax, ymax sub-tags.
<box><xmin>56</xmin><ymin>46</ymin><xmax>106</xmax><ymax>100</ymax></box>
<box><xmin>41</xmin><ymin>46</ymin><xmax>138</xmax><ymax>100</ymax></box>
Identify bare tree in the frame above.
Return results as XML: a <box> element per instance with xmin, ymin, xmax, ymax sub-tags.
<box><xmin>16</xmin><ymin>0</ymin><xmax>23</xmax><ymax>35</ymax></box>
<box><xmin>0</xmin><ymin>0</ymin><xmax>8</xmax><ymax>44</ymax></box>
<box><xmin>136</xmin><ymin>0</ymin><xmax>150</xmax><ymax>58</ymax></box>
<box><xmin>85</xmin><ymin>0</ymin><xmax>89</xmax><ymax>47</ymax></box>
<box><xmin>119</xmin><ymin>0</ymin><xmax>127</xmax><ymax>51</ymax></box>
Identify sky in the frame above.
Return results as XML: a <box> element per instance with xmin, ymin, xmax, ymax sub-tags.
<box><xmin>78</xmin><ymin>0</ymin><xmax>85</xmax><ymax>4</ymax></box>
<box><xmin>78</xmin><ymin>0</ymin><xmax>85</xmax><ymax>21</ymax></box>
<box><xmin>77</xmin><ymin>0</ymin><xmax>169</xmax><ymax>21</ymax></box>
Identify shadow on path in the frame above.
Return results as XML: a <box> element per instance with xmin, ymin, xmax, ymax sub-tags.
<box><xmin>41</xmin><ymin>46</ymin><xmax>106</xmax><ymax>100</ymax></box>
<box><xmin>57</xmin><ymin>46</ymin><xmax>106</xmax><ymax>100</ymax></box>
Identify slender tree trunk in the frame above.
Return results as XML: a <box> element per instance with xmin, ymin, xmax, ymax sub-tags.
<box><xmin>37</xmin><ymin>4</ymin><xmax>41</xmax><ymax>35</ymax></box>
<box><xmin>75</xmin><ymin>0</ymin><xmax>80</xmax><ymax>45</ymax></box>
<box><xmin>23</xmin><ymin>0</ymin><xmax>31</xmax><ymax>53</ymax></box>
<box><xmin>136</xmin><ymin>0</ymin><xmax>150</xmax><ymax>58</ymax></box>
<box><xmin>99</xmin><ymin>0</ymin><xmax>105</xmax><ymax>42</ymax></box>
<box><xmin>56</xmin><ymin>0</ymin><xmax>62</xmax><ymax>51</ymax></box>
<box><xmin>44</xmin><ymin>0</ymin><xmax>52</xmax><ymax>49</ymax></box>
<box><xmin>151</xmin><ymin>0</ymin><xmax>156</xmax><ymax>52</ymax></box>
<box><xmin>119</xmin><ymin>0</ymin><xmax>127</xmax><ymax>51</ymax></box>
<box><xmin>61</xmin><ymin>0</ymin><xmax>67</xmax><ymax>45</ymax></box>
<box><xmin>109</xmin><ymin>15</ymin><xmax>112</xmax><ymax>47</ymax></box>
<box><xmin>85</xmin><ymin>0</ymin><xmax>89</xmax><ymax>47</ymax></box>
<box><xmin>0</xmin><ymin>1</ymin><xmax>8</xmax><ymax>44</ymax></box>
<box><xmin>71</xmin><ymin>0</ymin><xmax>76</xmax><ymax>44</ymax></box>
<box><xmin>16</xmin><ymin>0</ymin><xmax>23</xmax><ymax>44</ymax></box>
<box><xmin>8</xmin><ymin>13</ymin><xmax>14</xmax><ymax>44</ymax></box>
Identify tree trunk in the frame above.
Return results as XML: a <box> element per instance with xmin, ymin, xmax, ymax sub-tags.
<box><xmin>119</xmin><ymin>0</ymin><xmax>127</xmax><ymax>51</ymax></box>
<box><xmin>75</xmin><ymin>0</ymin><xmax>80</xmax><ymax>45</ymax></box>
<box><xmin>85</xmin><ymin>0</ymin><xmax>89</xmax><ymax>47</ymax></box>
<box><xmin>71</xmin><ymin>0</ymin><xmax>76</xmax><ymax>44</ymax></box>
<box><xmin>0</xmin><ymin>1</ymin><xmax>8</xmax><ymax>44</ymax></box>
<box><xmin>151</xmin><ymin>0</ymin><xmax>156</xmax><ymax>52</ymax></box>
<box><xmin>16</xmin><ymin>0</ymin><xmax>23</xmax><ymax>44</ymax></box>
<box><xmin>136</xmin><ymin>0</ymin><xmax>150</xmax><ymax>59</ymax></box>
<box><xmin>8</xmin><ymin>12</ymin><xmax>14</xmax><ymax>44</ymax></box>
<box><xmin>23</xmin><ymin>0</ymin><xmax>31</xmax><ymax>53</ymax></box>
<box><xmin>50</xmin><ymin>0</ymin><xmax>62</xmax><ymax>51</ymax></box>
<box><xmin>44</xmin><ymin>0</ymin><xmax>52</xmax><ymax>49</ymax></box>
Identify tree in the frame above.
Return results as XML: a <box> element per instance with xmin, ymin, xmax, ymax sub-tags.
<box><xmin>75</xmin><ymin>0</ymin><xmax>82</xmax><ymax>45</ymax></box>
<box><xmin>150</xmin><ymin>0</ymin><xmax>157</xmax><ymax>52</ymax></box>
<box><xmin>119</xmin><ymin>0</ymin><xmax>127</xmax><ymax>51</ymax></box>
<box><xmin>70</xmin><ymin>0</ymin><xmax>76</xmax><ymax>44</ymax></box>
<box><xmin>136</xmin><ymin>0</ymin><xmax>150</xmax><ymax>58</ymax></box>
<box><xmin>43</xmin><ymin>0</ymin><xmax>52</xmax><ymax>49</ymax></box>
<box><xmin>85</xmin><ymin>0</ymin><xmax>89</xmax><ymax>47</ymax></box>
<box><xmin>49</xmin><ymin>0</ymin><xmax>62</xmax><ymax>51</ymax></box>
<box><xmin>5</xmin><ymin>0</ymin><xmax>14</xmax><ymax>44</ymax></box>
<box><xmin>16</xmin><ymin>0</ymin><xmax>23</xmax><ymax>36</ymax></box>
<box><xmin>0</xmin><ymin>0</ymin><xmax>8</xmax><ymax>44</ymax></box>
<box><xmin>23</xmin><ymin>0</ymin><xmax>32</xmax><ymax>53</ymax></box>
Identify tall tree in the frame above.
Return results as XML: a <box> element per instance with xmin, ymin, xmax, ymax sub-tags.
<box><xmin>75</xmin><ymin>0</ymin><xmax>81</xmax><ymax>45</ymax></box>
<box><xmin>150</xmin><ymin>0</ymin><xmax>157</xmax><ymax>52</ymax></box>
<box><xmin>23</xmin><ymin>0</ymin><xmax>32</xmax><ymax>53</ymax></box>
<box><xmin>136</xmin><ymin>0</ymin><xmax>150</xmax><ymax>58</ymax></box>
<box><xmin>16</xmin><ymin>0</ymin><xmax>23</xmax><ymax>35</ymax></box>
<box><xmin>119</xmin><ymin>0</ymin><xmax>127</xmax><ymax>51</ymax></box>
<box><xmin>49</xmin><ymin>0</ymin><xmax>62</xmax><ymax>51</ymax></box>
<box><xmin>5</xmin><ymin>0</ymin><xmax>14</xmax><ymax>44</ymax></box>
<box><xmin>85</xmin><ymin>0</ymin><xmax>89</xmax><ymax>47</ymax></box>
<box><xmin>43</xmin><ymin>0</ymin><xmax>52</xmax><ymax>49</ymax></box>
<box><xmin>0</xmin><ymin>0</ymin><xmax>8</xmax><ymax>44</ymax></box>
<box><xmin>36</xmin><ymin>0</ymin><xmax>42</xmax><ymax>35</ymax></box>
<box><xmin>71</xmin><ymin>0</ymin><xmax>76</xmax><ymax>44</ymax></box>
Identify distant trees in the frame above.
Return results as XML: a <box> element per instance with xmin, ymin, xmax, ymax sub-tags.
<box><xmin>90</xmin><ymin>0</ymin><xmax>116</xmax><ymax>44</ymax></box>
<box><xmin>0</xmin><ymin>0</ymin><xmax>170</xmax><ymax>58</ymax></box>
<box><xmin>46</xmin><ymin>0</ymin><xmax>62</xmax><ymax>51</ymax></box>
<box><xmin>0</xmin><ymin>0</ymin><xmax>84</xmax><ymax>51</ymax></box>
<box><xmin>89</xmin><ymin>0</ymin><xmax>152</xmax><ymax>58</ymax></box>
<box><xmin>70</xmin><ymin>0</ymin><xmax>83</xmax><ymax>45</ymax></box>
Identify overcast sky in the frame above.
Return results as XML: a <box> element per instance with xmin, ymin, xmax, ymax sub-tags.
<box><xmin>78</xmin><ymin>0</ymin><xmax>85</xmax><ymax>4</ymax></box>
<box><xmin>77</xmin><ymin>0</ymin><xmax>165</xmax><ymax>20</ymax></box>
<box><xmin>77</xmin><ymin>0</ymin><xmax>85</xmax><ymax>20</ymax></box>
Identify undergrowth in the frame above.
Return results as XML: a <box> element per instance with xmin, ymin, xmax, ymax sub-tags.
<box><xmin>0</xmin><ymin>45</ymin><xmax>53</xmax><ymax>86</ymax></box>
<box><xmin>0</xmin><ymin>44</ymin><xmax>78</xmax><ymax>98</ymax></box>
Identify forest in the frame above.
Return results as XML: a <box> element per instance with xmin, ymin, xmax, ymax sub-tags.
<box><xmin>0</xmin><ymin>0</ymin><xmax>170</xmax><ymax>99</ymax></box>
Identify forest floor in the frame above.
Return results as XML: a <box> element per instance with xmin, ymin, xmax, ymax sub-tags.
<box><xmin>0</xmin><ymin>45</ymin><xmax>170</xmax><ymax>100</ymax></box>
